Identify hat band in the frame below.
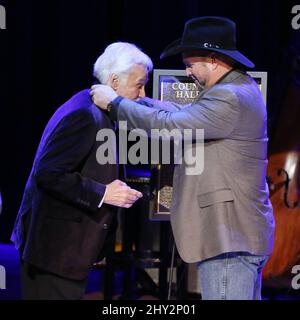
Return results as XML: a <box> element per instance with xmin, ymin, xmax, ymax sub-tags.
<box><xmin>181</xmin><ymin>42</ymin><xmax>236</xmax><ymax>50</ymax></box>
<box><xmin>202</xmin><ymin>42</ymin><xmax>221</xmax><ymax>49</ymax></box>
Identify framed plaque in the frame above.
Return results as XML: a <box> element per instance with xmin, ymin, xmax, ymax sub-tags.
<box><xmin>149</xmin><ymin>69</ymin><xmax>268</xmax><ymax>220</ymax></box>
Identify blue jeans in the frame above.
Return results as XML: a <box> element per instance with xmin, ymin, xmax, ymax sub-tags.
<box><xmin>197</xmin><ymin>252</ymin><xmax>269</xmax><ymax>300</ymax></box>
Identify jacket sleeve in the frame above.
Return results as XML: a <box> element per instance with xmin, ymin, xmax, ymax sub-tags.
<box><xmin>34</xmin><ymin>109</ymin><xmax>106</xmax><ymax>213</ymax></box>
<box><xmin>116</xmin><ymin>87</ymin><xmax>239</xmax><ymax>140</ymax></box>
<box><xmin>138</xmin><ymin>97</ymin><xmax>191</xmax><ymax>111</ymax></box>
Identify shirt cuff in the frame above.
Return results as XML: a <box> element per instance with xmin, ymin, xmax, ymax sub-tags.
<box><xmin>109</xmin><ymin>96</ymin><xmax>124</xmax><ymax>121</ymax></box>
<box><xmin>98</xmin><ymin>187</ymin><xmax>107</xmax><ymax>208</ymax></box>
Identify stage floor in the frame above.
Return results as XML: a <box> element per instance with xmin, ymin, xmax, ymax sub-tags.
<box><xmin>0</xmin><ymin>243</ymin><xmax>299</xmax><ymax>300</ymax></box>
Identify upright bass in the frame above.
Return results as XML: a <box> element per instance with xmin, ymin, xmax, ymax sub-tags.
<box><xmin>263</xmin><ymin>51</ymin><xmax>300</xmax><ymax>288</ymax></box>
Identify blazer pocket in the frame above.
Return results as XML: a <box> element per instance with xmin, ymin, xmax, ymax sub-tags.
<box><xmin>45</xmin><ymin>215</ymin><xmax>82</xmax><ymax>223</ymax></box>
<box><xmin>197</xmin><ymin>189</ymin><xmax>234</xmax><ymax>208</ymax></box>
<box><xmin>45</xmin><ymin>209</ymin><xmax>83</xmax><ymax>223</ymax></box>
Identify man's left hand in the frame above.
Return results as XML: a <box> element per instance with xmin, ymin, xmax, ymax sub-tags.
<box><xmin>90</xmin><ymin>85</ymin><xmax>118</xmax><ymax>110</ymax></box>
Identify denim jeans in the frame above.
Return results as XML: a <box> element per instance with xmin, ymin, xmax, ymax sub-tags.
<box><xmin>197</xmin><ymin>252</ymin><xmax>269</xmax><ymax>300</ymax></box>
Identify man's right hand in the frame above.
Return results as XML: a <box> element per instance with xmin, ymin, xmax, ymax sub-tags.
<box><xmin>90</xmin><ymin>85</ymin><xmax>118</xmax><ymax>110</ymax></box>
<box><xmin>103</xmin><ymin>179</ymin><xmax>143</xmax><ymax>208</ymax></box>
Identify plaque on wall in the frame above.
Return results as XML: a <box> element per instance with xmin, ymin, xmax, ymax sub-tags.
<box><xmin>149</xmin><ymin>69</ymin><xmax>268</xmax><ymax>221</ymax></box>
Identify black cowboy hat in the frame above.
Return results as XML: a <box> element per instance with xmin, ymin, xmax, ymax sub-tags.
<box><xmin>160</xmin><ymin>16</ymin><xmax>255</xmax><ymax>68</ymax></box>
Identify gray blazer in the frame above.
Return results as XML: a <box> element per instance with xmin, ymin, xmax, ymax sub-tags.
<box><xmin>113</xmin><ymin>69</ymin><xmax>275</xmax><ymax>263</ymax></box>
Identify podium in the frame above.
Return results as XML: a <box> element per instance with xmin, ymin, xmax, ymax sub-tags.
<box><xmin>102</xmin><ymin>170</ymin><xmax>188</xmax><ymax>300</ymax></box>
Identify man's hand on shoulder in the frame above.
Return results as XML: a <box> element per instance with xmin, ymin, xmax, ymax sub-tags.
<box><xmin>90</xmin><ymin>85</ymin><xmax>118</xmax><ymax>110</ymax></box>
<box><xmin>103</xmin><ymin>179</ymin><xmax>142</xmax><ymax>208</ymax></box>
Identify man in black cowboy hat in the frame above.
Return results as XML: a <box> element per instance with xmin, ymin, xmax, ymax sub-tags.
<box><xmin>90</xmin><ymin>16</ymin><xmax>275</xmax><ymax>300</ymax></box>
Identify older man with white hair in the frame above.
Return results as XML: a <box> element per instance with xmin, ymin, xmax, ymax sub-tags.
<box><xmin>11</xmin><ymin>42</ymin><xmax>153</xmax><ymax>300</ymax></box>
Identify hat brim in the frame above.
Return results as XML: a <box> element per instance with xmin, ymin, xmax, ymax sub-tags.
<box><xmin>160</xmin><ymin>39</ymin><xmax>255</xmax><ymax>69</ymax></box>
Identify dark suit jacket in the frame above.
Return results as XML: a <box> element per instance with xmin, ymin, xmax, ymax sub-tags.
<box><xmin>11</xmin><ymin>89</ymin><xmax>118</xmax><ymax>280</ymax></box>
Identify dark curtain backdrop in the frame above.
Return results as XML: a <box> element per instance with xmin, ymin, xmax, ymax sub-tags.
<box><xmin>0</xmin><ymin>0</ymin><xmax>298</xmax><ymax>242</ymax></box>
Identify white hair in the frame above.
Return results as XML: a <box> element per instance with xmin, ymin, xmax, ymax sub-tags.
<box><xmin>93</xmin><ymin>42</ymin><xmax>153</xmax><ymax>84</ymax></box>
